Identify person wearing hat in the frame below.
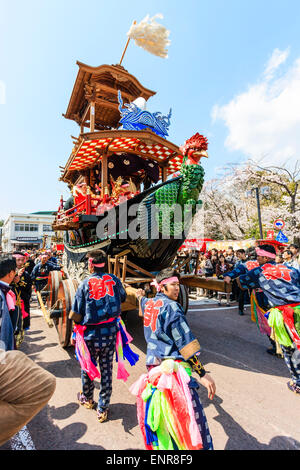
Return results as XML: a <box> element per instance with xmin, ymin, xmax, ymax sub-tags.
<box><xmin>131</xmin><ymin>268</ymin><xmax>216</xmax><ymax>450</ymax></box>
<box><xmin>226</xmin><ymin>244</ymin><xmax>300</xmax><ymax>394</ymax></box>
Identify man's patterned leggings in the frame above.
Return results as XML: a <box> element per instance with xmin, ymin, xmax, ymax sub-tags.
<box><xmin>81</xmin><ymin>335</ymin><xmax>116</xmax><ymax>412</ymax></box>
<box><xmin>281</xmin><ymin>344</ymin><xmax>300</xmax><ymax>386</ymax></box>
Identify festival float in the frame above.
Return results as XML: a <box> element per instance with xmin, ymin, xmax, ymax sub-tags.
<box><xmin>38</xmin><ymin>16</ymin><xmax>230</xmax><ymax>347</ymax></box>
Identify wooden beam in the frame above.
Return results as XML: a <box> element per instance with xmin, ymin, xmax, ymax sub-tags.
<box><xmin>90</xmin><ymin>101</ymin><xmax>95</xmax><ymax>133</ymax></box>
<box><xmin>121</xmin><ymin>256</ymin><xmax>127</xmax><ymax>283</ymax></box>
<box><xmin>101</xmin><ymin>152</ymin><xmax>108</xmax><ymax>197</ymax></box>
<box><xmin>80</xmin><ymin>103</ymin><xmax>91</xmax><ymax>126</ymax></box>
<box><xmin>180</xmin><ymin>275</ymin><xmax>232</xmax><ymax>293</ymax></box>
<box><xmin>95</xmin><ymin>84</ymin><xmax>135</xmax><ymax>103</ymax></box>
<box><xmin>162</xmin><ymin>166</ymin><xmax>168</xmax><ymax>182</ymax></box>
<box><xmin>126</xmin><ymin>260</ymin><xmax>153</xmax><ymax>278</ymax></box>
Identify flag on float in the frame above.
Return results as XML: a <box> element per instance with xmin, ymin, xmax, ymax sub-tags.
<box><xmin>127</xmin><ymin>14</ymin><xmax>170</xmax><ymax>58</ymax></box>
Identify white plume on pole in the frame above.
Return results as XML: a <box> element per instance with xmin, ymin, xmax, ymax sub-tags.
<box><xmin>127</xmin><ymin>14</ymin><xmax>171</xmax><ymax>59</ymax></box>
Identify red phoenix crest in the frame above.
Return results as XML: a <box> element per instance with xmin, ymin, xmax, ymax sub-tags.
<box><xmin>144</xmin><ymin>299</ymin><xmax>164</xmax><ymax>332</ymax></box>
<box><xmin>261</xmin><ymin>263</ymin><xmax>292</xmax><ymax>282</ymax></box>
<box><xmin>88</xmin><ymin>275</ymin><xmax>116</xmax><ymax>300</ymax></box>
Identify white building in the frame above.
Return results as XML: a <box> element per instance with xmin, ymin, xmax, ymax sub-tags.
<box><xmin>1</xmin><ymin>212</ymin><xmax>56</xmax><ymax>252</ymax></box>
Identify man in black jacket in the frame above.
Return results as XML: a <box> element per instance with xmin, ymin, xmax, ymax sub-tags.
<box><xmin>11</xmin><ymin>252</ymin><xmax>32</xmax><ymax>331</ymax></box>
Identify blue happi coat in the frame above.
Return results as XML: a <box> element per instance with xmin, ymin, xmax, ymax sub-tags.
<box><xmin>224</xmin><ymin>259</ymin><xmax>269</xmax><ymax>308</ymax></box>
<box><xmin>239</xmin><ymin>262</ymin><xmax>300</xmax><ymax>308</ymax></box>
<box><xmin>140</xmin><ymin>293</ymin><xmax>200</xmax><ymax>365</ymax></box>
<box><xmin>31</xmin><ymin>261</ymin><xmax>60</xmax><ymax>280</ymax></box>
<box><xmin>224</xmin><ymin>259</ymin><xmax>260</xmax><ymax>279</ymax></box>
<box><xmin>72</xmin><ymin>272</ymin><xmax>126</xmax><ymax>340</ymax></box>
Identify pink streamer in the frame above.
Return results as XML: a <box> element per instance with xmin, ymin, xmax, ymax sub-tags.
<box><xmin>177</xmin><ymin>365</ymin><xmax>203</xmax><ymax>447</ymax></box>
<box><xmin>73</xmin><ymin>324</ymin><xmax>100</xmax><ymax>381</ymax></box>
<box><xmin>157</xmin><ymin>373</ymin><xmax>173</xmax><ymax>390</ymax></box>
<box><xmin>6</xmin><ymin>290</ymin><xmax>16</xmax><ymax>311</ymax></box>
<box><xmin>116</xmin><ymin>328</ymin><xmax>130</xmax><ymax>382</ymax></box>
<box><xmin>129</xmin><ymin>374</ymin><xmax>148</xmax><ymax>396</ymax></box>
<box><xmin>20</xmin><ymin>300</ymin><xmax>29</xmax><ymax>319</ymax></box>
<box><xmin>255</xmin><ymin>301</ymin><xmax>272</xmax><ymax>336</ymax></box>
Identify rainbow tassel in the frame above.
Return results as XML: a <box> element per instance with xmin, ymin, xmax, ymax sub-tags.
<box><xmin>131</xmin><ymin>361</ymin><xmax>207</xmax><ymax>450</ymax></box>
<box><xmin>250</xmin><ymin>291</ymin><xmax>271</xmax><ymax>336</ymax></box>
<box><xmin>115</xmin><ymin>318</ymin><xmax>139</xmax><ymax>382</ymax></box>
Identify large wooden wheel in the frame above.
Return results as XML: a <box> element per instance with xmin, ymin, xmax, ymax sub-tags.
<box><xmin>54</xmin><ymin>278</ymin><xmax>78</xmax><ymax>348</ymax></box>
<box><xmin>46</xmin><ymin>271</ymin><xmax>63</xmax><ymax>310</ymax></box>
<box><xmin>178</xmin><ymin>284</ymin><xmax>189</xmax><ymax>315</ymax></box>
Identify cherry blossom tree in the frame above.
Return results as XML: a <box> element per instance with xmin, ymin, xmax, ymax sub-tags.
<box><xmin>190</xmin><ymin>160</ymin><xmax>300</xmax><ymax>242</ymax></box>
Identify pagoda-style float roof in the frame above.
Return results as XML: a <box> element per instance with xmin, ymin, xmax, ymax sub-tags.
<box><xmin>63</xmin><ymin>62</ymin><xmax>156</xmax><ymax>130</ymax></box>
<box><xmin>60</xmin><ymin>129</ymin><xmax>184</xmax><ymax>184</ymax></box>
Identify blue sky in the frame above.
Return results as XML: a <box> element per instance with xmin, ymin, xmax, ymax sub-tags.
<box><xmin>1</xmin><ymin>0</ymin><xmax>300</xmax><ymax>219</ymax></box>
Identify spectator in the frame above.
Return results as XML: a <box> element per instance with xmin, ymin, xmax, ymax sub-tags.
<box><xmin>289</xmin><ymin>244</ymin><xmax>300</xmax><ymax>263</ymax></box>
<box><xmin>215</xmin><ymin>255</ymin><xmax>231</xmax><ymax>306</ymax></box>
<box><xmin>0</xmin><ymin>255</ymin><xmax>17</xmax><ymax>351</ymax></box>
<box><xmin>0</xmin><ymin>349</ymin><xmax>56</xmax><ymax>446</ymax></box>
<box><xmin>203</xmin><ymin>253</ymin><xmax>214</xmax><ymax>298</ymax></box>
<box><xmin>24</xmin><ymin>253</ymin><xmax>36</xmax><ymax>275</ymax></box>
<box><xmin>283</xmin><ymin>250</ymin><xmax>300</xmax><ymax>270</ymax></box>
<box><xmin>203</xmin><ymin>253</ymin><xmax>214</xmax><ymax>277</ymax></box>
<box><xmin>275</xmin><ymin>253</ymin><xmax>283</xmax><ymax>264</ymax></box>
<box><xmin>225</xmin><ymin>247</ymin><xmax>237</xmax><ymax>268</ymax></box>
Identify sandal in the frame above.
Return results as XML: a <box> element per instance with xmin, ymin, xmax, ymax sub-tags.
<box><xmin>77</xmin><ymin>392</ymin><xmax>97</xmax><ymax>410</ymax></box>
<box><xmin>287</xmin><ymin>381</ymin><xmax>300</xmax><ymax>394</ymax></box>
<box><xmin>97</xmin><ymin>409</ymin><xmax>108</xmax><ymax>423</ymax></box>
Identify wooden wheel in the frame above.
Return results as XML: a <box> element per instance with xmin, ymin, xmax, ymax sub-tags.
<box><xmin>55</xmin><ymin>278</ymin><xmax>78</xmax><ymax>348</ymax></box>
<box><xmin>178</xmin><ymin>284</ymin><xmax>189</xmax><ymax>315</ymax></box>
<box><xmin>46</xmin><ymin>271</ymin><xmax>63</xmax><ymax>310</ymax></box>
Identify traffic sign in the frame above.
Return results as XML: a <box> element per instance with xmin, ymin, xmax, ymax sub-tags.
<box><xmin>276</xmin><ymin>230</ymin><xmax>288</xmax><ymax>243</ymax></box>
<box><xmin>273</xmin><ymin>219</ymin><xmax>285</xmax><ymax>230</ymax></box>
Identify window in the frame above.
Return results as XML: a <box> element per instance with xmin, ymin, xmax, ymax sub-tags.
<box><xmin>14</xmin><ymin>223</ymin><xmax>38</xmax><ymax>232</ymax></box>
<box><xmin>43</xmin><ymin>225</ymin><xmax>52</xmax><ymax>232</ymax></box>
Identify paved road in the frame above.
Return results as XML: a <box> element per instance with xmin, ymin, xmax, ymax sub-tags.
<box><xmin>1</xmin><ymin>296</ymin><xmax>300</xmax><ymax>451</ymax></box>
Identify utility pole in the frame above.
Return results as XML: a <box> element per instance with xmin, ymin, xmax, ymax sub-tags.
<box><xmin>254</xmin><ymin>187</ymin><xmax>263</xmax><ymax>239</ymax></box>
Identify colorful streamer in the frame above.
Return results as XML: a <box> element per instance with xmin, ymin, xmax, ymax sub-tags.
<box><xmin>73</xmin><ymin>316</ymin><xmax>139</xmax><ymax>382</ymax></box>
<box><xmin>130</xmin><ymin>359</ymin><xmax>205</xmax><ymax>451</ymax></box>
<box><xmin>250</xmin><ymin>291</ymin><xmax>272</xmax><ymax>336</ymax></box>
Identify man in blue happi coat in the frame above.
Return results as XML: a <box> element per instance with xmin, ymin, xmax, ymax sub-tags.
<box><xmin>69</xmin><ymin>249</ymin><xmax>127</xmax><ymax>423</ymax></box>
<box><xmin>225</xmin><ymin>249</ymin><xmax>253</xmax><ymax>316</ymax></box>
<box><xmin>136</xmin><ymin>268</ymin><xmax>216</xmax><ymax>449</ymax></box>
<box><xmin>226</xmin><ymin>244</ymin><xmax>300</xmax><ymax>394</ymax></box>
<box><xmin>31</xmin><ymin>254</ymin><xmax>60</xmax><ymax>292</ymax></box>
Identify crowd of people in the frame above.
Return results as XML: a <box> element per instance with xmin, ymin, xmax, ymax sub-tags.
<box><xmin>177</xmin><ymin>243</ymin><xmax>300</xmax><ymax>314</ymax></box>
<box><xmin>0</xmin><ymin>248</ymin><xmax>62</xmax><ymax>445</ymax></box>
<box><xmin>0</xmin><ymin>241</ymin><xmax>300</xmax><ymax>450</ymax></box>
